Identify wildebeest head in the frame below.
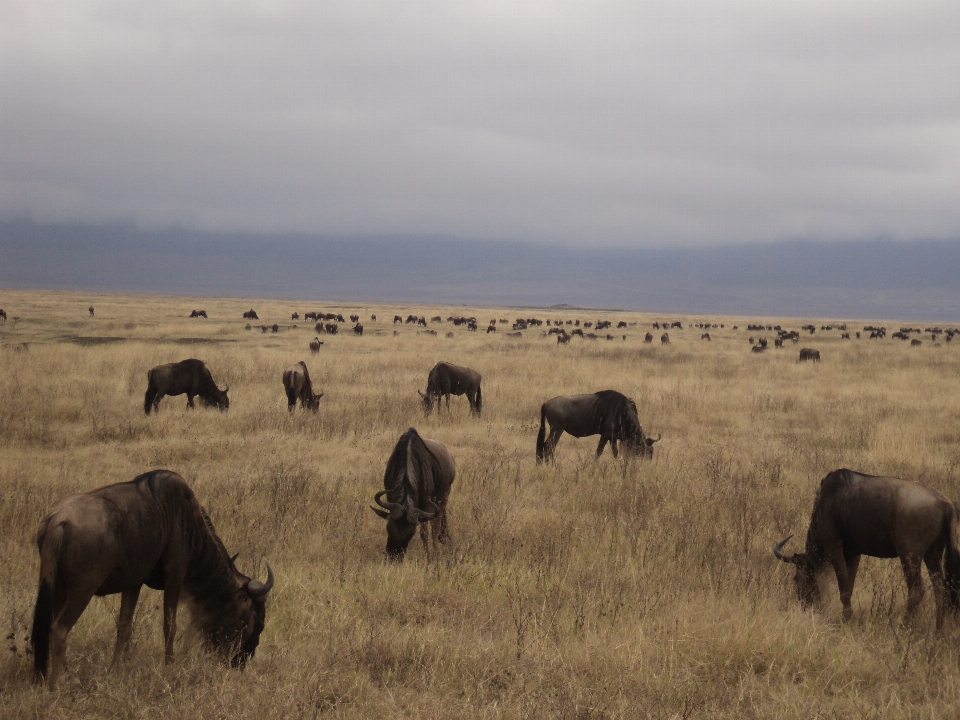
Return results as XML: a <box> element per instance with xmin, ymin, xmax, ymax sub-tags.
<box><xmin>773</xmin><ymin>535</ymin><xmax>821</xmax><ymax>608</ymax></box>
<box><xmin>200</xmin><ymin>384</ymin><xmax>230</xmax><ymax>411</ymax></box>
<box><xmin>370</xmin><ymin>432</ymin><xmax>441</xmax><ymax>560</ymax></box>
<box><xmin>305</xmin><ymin>390</ymin><xmax>323</xmax><ymax>413</ymax></box>
<box><xmin>208</xmin><ymin>561</ymin><xmax>275</xmax><ymax>668</ymax></box>
<box><xmin>418</xmin><ymin>389</ymin><xmax>436</xmax><ymax>415</ymax></box>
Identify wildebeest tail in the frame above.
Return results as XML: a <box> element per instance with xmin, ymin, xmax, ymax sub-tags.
<box><xmin>144</xmin><ymin>370</ymin><xmax>157</xmax><ymax>415</ymax></box>
<box><xmin>475</xmin><ymin>383</ymin><xmax>482</xmax><ymax>415</ymax></box>
<box><xmin>31</xmin><ymin>523</ymin><xmax>63</xmax><ymax>681</ymax></box>
<box><xmin>536</xmin><ymin>404</ymin><xmax>546</xmax><ymax>463</ymax></box>
<box><xmin>945</xmin><ymin>504</ymin><xmax>960</xmax><ymax>608</ymax></box>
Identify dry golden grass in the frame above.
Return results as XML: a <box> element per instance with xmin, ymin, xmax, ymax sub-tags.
<box><xmin>2</xmin><ymin>288</ymin><xmax>960</xmax><ymax>719</ymax></box>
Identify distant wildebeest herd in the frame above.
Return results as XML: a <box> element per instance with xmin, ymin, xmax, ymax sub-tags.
<box><xmin>9</xmin><ymin>303</ymin><xmax>960</xmax><ymax>687</ymax></box>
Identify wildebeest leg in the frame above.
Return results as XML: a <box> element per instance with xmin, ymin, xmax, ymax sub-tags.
<box><xmin>162</xmin><ymin>584</ymin><xmax>181</xmax><ymax>663</ymax></box>
<box><xmin>611</xmin><ymin>437</ymin><xmax>619</xmax><ymax>458</ymax></box>
<box><xmin>437</xmin><ymin>503</ymin><xmax>450</xmax><ymax>544</ymax></box>
<box><xmin>923</xmin><ymin>549</ymin><xmax>948</xmax><ymax>629</ymax></box>
<box><xmin>111</xmin><ymin>585</ymin><xmax>142</xmax><ymax>666</ymax></box>
<box><xmin>444</xmin><ymin>393</ymin><xmax>451</xmax><ymax>411</ymax></box>
<box><xmin>900</xmin><ymin>554</ymin><xmax>926</xmax><ymax>622</ymax></box>
<box><xmin>419</xmin><ymin>522</ymin><xmax>432</xmax><ymax>562</ymax></box>
<box><xmin>829</xmin><ymin>553</ymin><xmax>856</xmax><ymax>621</ymax></box>
<box><xmin>545</xmin><ymin>426</ymin><xmax>564</xmax><ymax>462</ymax></box>
<box><xmin>48</xmin><ymin>587</ymin><xmax>97</xmax><ymax>686</ymax></box>
<box><xmin>596</xmin><ymin>436</ymin><xmax>608</xmax><ymax>457</ymax></box>
<box><xmin>186</xmin><ymin>393</ymin><xmax>195</xmax><ymax>409</ymax></box>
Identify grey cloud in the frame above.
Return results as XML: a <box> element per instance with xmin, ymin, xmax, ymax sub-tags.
<box><xmin>2</xmin><ymin>1</ymin><xmax>959</xmax><ymax>245</ymax></box>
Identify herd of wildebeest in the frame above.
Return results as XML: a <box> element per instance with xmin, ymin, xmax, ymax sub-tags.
<box><xmin>6</xmin><ymin>303</ymin><xmax>960</xmax><ymax>687</ymax></box>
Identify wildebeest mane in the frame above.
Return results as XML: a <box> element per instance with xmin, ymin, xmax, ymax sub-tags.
<box><xmin>593</xmin><ymin>390</ymin><xmax>642</xmax><ymax>439</ymax></box>
<box><xmin>383</xmin><ymin>428</ymin><xmax>439</xmax><ymax>513</ymax></box>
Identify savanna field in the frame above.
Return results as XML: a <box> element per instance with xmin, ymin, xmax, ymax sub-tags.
<box><xmin>2</xmin><ymin>289</ymin><xmax>960</xmax><ymax>719</ymax></box>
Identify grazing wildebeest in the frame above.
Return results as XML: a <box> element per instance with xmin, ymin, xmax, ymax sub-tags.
<box><xmin>394</xmin><ymin>315</ymin><xmax>403</xmax><ymax>324</ymax></box>
<box><xmin>0</xmin><ymin>309</ymin><xmax>6</xmax><ymax>321</ymax></box>
<box><xmin>282</xmin><ymin>361</ymin><xmax>323</xmax><ymax>412</ymax></box>
<box><xmin>190</xmin><ymin>310</ymin><xmax>207</xmax><ymax>318</ymax></box>
<box><xmin>31</xmin><ymin>470</ymin><xmax>273</xmax><ymax>685</ymax></box>
<box><xmin>751</xmin><ymin>345</ymin><xmax>766</xmax><ymax>353</ymax></box>
<box><xmin>536</xmin><ymin>390</ymin><xmax>660</xmax><ymax>463</ymax></box>
<box><xmin>370</xmin><ymin>428</ymin><xmax>455</xmax><ymax>561</ymax></box>
<box><xmin>291</xmin><ymin>312</ymin><xmax>299</xmax><ymax>320</ymax></box>
<box><xmin>701</xmin><ymin>333</ymin><xmax>711</xmax><ymax>341</ymax></box>
<box><xmin>335</xmin><ymin>314</ymin><xmax>345</xmax><ymax>323</ymax></box>
<box><xmin>144</xmin><ymin>359</ymin><xmax>229</xmax><ymax>414</ymax></box>
<box><xmin>911</xmin><ymin>338</ymin><xmax>922</xmax><ymax>347</ymax></box>
<box><xmin>617</xmin><ymin>321</ymin><xmax>627</xmax><ymax>328</ymax></box>
<box><xmin>88</xmin><ymin>306</ymin><xmax>94</xmax><ymax>317</ymax></box>
<box><xmin>371</xmin><ymin>314</ymin><xmax>377</xmax><ymax>321</ymax></box>
<box><xmin>486</xmin><ymin>325</ymin><xmax>497</xmax><ymax>333</ymax></box>
<box><xmin>660</xmin><ymin>333</ymin><xmax>670</xmax><ymax>344</ymax></box>
<box><xmin>557</xmin><ymin>332</ymin><xmax>571</xmax><ymax>344</ymax></box>
<box><xmin>271</xmin><ymin>324</ymin><xmax>279</xmax><ymax>333</ymax></box>
<box><xmin>305</xmin><ymin>311</ymin><xmax>317</xmax><ymax>321</ymax></box>
<box><xmin>644</xmin><ymin>332</ymin><xmax>653</xmax><ymax>342</ymax></box>
<box><xmin>353</xmin><ymin>323</ymin><xmax>364</xmax><ymax>336</ymax></box>
<box><xmin>774</xmin><ymin>469</ymin><xmax>960</xmax><ymax>628</ymax></box>
<box><xmin>325</xmin><ymin>323</ymin><xmax>338</xmax><ymax>334</ymax></box>
<box><xmin>309</xmin><ymin>337</ymin><xmax>323</xmax><ymax>353</ymax></box>
<box><xmin>350</xmin><ymin>314</ymin><xmax>360</xmax><ymax>323</ymax></box>
<box><xmin>799</xmin><ymin>348</ymin><xmax>820</xmax><ymax>362</ymax></box>
<box><xmin>243</xmin><ymin>309</ymin><xmax>258</xmax><ymax>320</ymax></box>
<box><xmin>419</xmin><ymin>362</ymin><xmax>482</xmax><ymax>416</ymax></box>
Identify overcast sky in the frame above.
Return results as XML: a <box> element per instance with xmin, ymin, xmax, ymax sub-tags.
<box><xmin>2</xmin><ymin>1</ymin><xmax>959</xmax><ymax>247</ymax></box>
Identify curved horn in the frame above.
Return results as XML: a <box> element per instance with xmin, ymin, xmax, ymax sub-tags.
<box><xmin>223</xmin><ymin>384</ymin><xmax>230</xmax><ymax>394</ymax></box>
<box><xmin>418</xmin><ymin>389</ymin><xmax>427</xmax><ymax>399</ymax></box>
<box><xmin>773</xmin><ymin>535</ymin><xmax>798</xmax><ymax>563</ymax></box>
<box><xmin>649</xmin><ymin>433</ymin><xmax>662</xmax><ymax>444</ymax></box>
<box><xmin>247</xmin><ymin>563</ymin><xmax>274</xmax><ymax>599</ymax></box>
<box><xmin>316</xmin><ymin>390</ymin><xmax>324</xmax><ymax>399</ymax></box>
<box><xmin>410</xmin><ymin>498</ymin><xmax>440</xmax><ymax>522</ymax></box>
<box><xmin>373</xmin><ymin>490</ymin><xmax>405</xmax><ymax>519</ymax></box>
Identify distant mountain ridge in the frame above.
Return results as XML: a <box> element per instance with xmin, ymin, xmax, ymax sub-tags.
<box><xmin>1</xmin><ymin>220</ymin><xmax>958</xmax><ymax>321</ymax></box>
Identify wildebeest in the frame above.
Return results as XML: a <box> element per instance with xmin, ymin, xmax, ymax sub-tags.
<box><xmin>271</xmin><ymin>323</ymin><xmax>279</xmax><ymax>333</ymax></box>
<box><xmin>774</xmin><ymin>469</ymin><xmax>960</xmax><ymax>628</ymax></box>
<box><xmin>190</xmin><ymin>310</ymin><xmax>207</xmax><ymax>318</ymax></box>
<box><xmin>370</xmin><ymin>428</ymin><xmax>455</xmax><ymax>561</ymax></box>
<box><xmin>144</xmin><ymin>359</ymin><xmax>229</xmax><ymax>414</ymax></box>
<box><xmin>31</xmin><ymin>470</ymin><xmax>273</xmax><ymax>685</ymax></box>
<box><xmin>350</xmin><ymin>314</ymin><xmax>360</xmax><ymax>323</ymax></box>
<box><xmin>799</xmin><ymin>348</ymin><xmax>820</xmax><ymax>362</ymax></box>
<box><xmin>701</xmin><ymin>333</ymin><xmax>711</xmax><ymax>341</ymax></box>
<box><xmin>660</xmin><ymin>333</ymin><xmax>670</xmax><ymax>344</ymax></box>
<box><xmin>88</xmin><ymin>306</ymin><xmax>94</xmax><ymax>317</ymax></box>
<box><xmin>305</xmin><ymin>312</ymin><xmax>318</xmax><ymax>321</ymax></box>
<box><xmin>644</xmin><ymin>332</ymin><xmax>653</xmax><ymax>342</ymax></box>
<box><xmin>487</xmin><ymin>325</ymin><xmax>497</xmax><ymax>333</ymax></box>
<box><xmin>353</xmin><ymin>323</ymin><xmax>364</xmax><ymax>336</ymax></box>
<box><xmin>0</xmin><ymin>309</ymin><xmax>6</xmax><ymax>321</ymax></box>
<box><xmin>911</xmin><ymin>338</ymin><xmax>922</xmax><ymax>347</ymax></box>
<box><xmin>419</xmin><ymin>362</ymin><xmax>482</xmax><ymax>416</ymax></box>
<box><xmin>751</xmin><ymin>345</ymin><xmax>766</xmax><ymax>353</ymax></box>
<box><xmin>309</xmin><ymin>337</ymin><xmax>323</xmax><ymax>353</ymax></box>
<box><xmin>394</xmin><ymin>315</ymin><xmax>403</xmax><ymax>324</ymax></box>
<box><xmin>371</xmin><ymin>314</ymin><xmax>377</xmax><ymax>321</ymax></box>
<box><xmin>536</xmin><ymin>390</ymin><xmax>660</xmax><ymax>463</ymax></box>
<box><xmin>325</xmin><ymin>323</ymin><xmax>338</xmax><ymax>334</ymax></box>
<box><xmin>291</xmin><ymin>312</ymin><xmax>299</xmax><ymax>320</ymax></box>
<box><xmin>282</xmin><ymin>361</ymin><xmax>323</xmax><ymax>412</ymax></box>
<box><xmin>243</xmin><ymin>309</ymin><xmax>258</xmax><ymax>320</ymax></box>
<box><xmin>557</xmin><ymin>332</ymin><xmax>571</xmax><ymax>344</ymax></box>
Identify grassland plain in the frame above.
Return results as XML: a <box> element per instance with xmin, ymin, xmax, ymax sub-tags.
<box><xmin>1</xmin><ymin>289</ymin><xmax>960</xmax><ymax>719</ymax></box>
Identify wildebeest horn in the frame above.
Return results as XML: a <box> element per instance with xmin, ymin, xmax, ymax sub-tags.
<box><xmin>649</xmin><ymin>433</ymin><xmax>662</xmax><ymax>443</ymax></box>
<box><xmin>223</xmin><ymin>384</ymin><xmax>230</xmax><ymax>393</ymax></box>
<box><xmin>419</xmin><ymin>498</ymin><xmax>440</xmax><ymax>520</ymax></box>
<box><xmin>773</xmin><ymin>535</ymin><xmax>798</xmax><ymax>563</ymax></box>
<box><xmin>372</xmin><ymin>490</ymin><xmax>405</xmax><ymax>519</ymax></box>
<box><xmin>418</xmin><ymin>389</ymin><xmax>426</xmax><ymax>399</ymax></box>
<box><xmin>230</xmin><ymin>552</ymin><xmax>239</xmax><ymax>564</ymax></box>
<box><xmin>247</xmin><ymin>563</ymin><xmax>274</xmax><ymax>599</ymax></box>
<box><xmin>316</xmin><ymin>390</ymin><xmax>324</xmax><ymax>399</ymax></box>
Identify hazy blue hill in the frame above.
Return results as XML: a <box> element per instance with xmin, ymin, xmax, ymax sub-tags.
<box><xmin>1</xmin><ymin>220</ymin><xmax>958</xmax><ymax>321</ymax></box>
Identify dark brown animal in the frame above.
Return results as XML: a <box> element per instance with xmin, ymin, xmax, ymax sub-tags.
<box><xmin>799</xmin><ymin>348</ymin><xmax>820</xmax><ymax>362</ymax></box>
<box><xmin>419</xmin><ymin>362</ymin><xmax>482</xmax><ymax>416</ymax></box>
<box><xmin>88</xmin><ymin>306</ymin><xmax>94</xmax><ymax>317</ymax></box>
<box><xmin>370</xmin><ymin>428</ymin><xmax>455</xmax><ymax>561</ymax></box>
<box><xmin>243</xmin><ymin>309</ymin><xmax>258</xmax><ymax>320</ymax></box>
<box><xmin>309</xmin><ymin>337</ymin><xmax>323</xmax><ymax>353</ymax></box>
<box><xmin>353</xmin><ymin>323</ymin><xmax>364</xmax><ymax>336</ymax></box>
<box><xmin>536</xmin><ymin>390</ymin><xmax>660</xmax><ymax>463</ymax></box>
<box><xmin>144</xmin><ymin>359</ymin><xmax>229</xmax><ymax>414</ymax></box>
<box><xmin>644</xmin><ymin>332</ymin><xmax>653</xmax><ymax>342</ymax></box>
<box><xmin>189</xmin><ymin>310</ymin><xmax>207</xmax><ymax>318</ymax></box>
<box><xmin>0</xmin><ymin>309</ymin><xmax>6</xmax><ymax>321</ymax></box>
<box><xmin>282</xmin><ymin>361</ymin><xmax>323</xmax><ymax>412</ymax></box>
<box><xmin>31</xmin><ymin>470</ymin><xmax>273</xmax><ymax>685</ymax></box>
<box><xmin>660</xmin><ymin>333</ymin><xmax>670</xmax><ymax>344</ymax></box>
<box><xmin>291</xmin><ymin>312</ymin><xmax>299</xmax><ymax>320</ymax></box>
<box><xmin>774</xmin><ymin>469</ymin><xmax>960</xmax><ymax>628</ymax></box>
